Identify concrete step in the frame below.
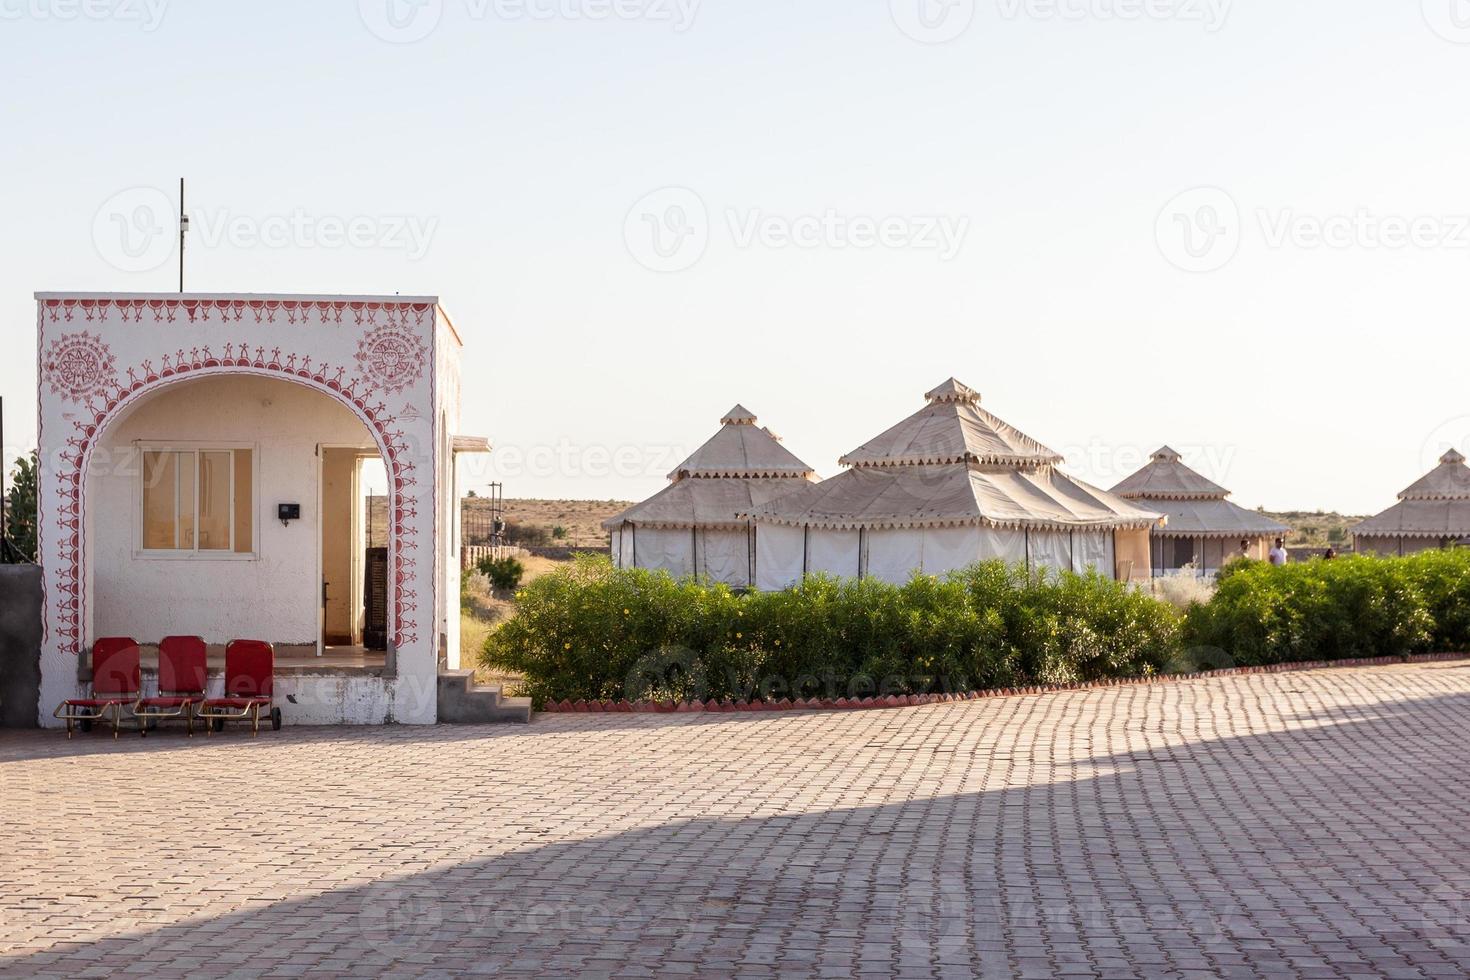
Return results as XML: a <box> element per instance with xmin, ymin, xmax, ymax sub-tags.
<box><xmin>477</xmin><ymin>696</ymin><xmax>533</xmax><ymax>724</ymax></box>
<box><xmin>437</xmin><ymin>669</ymin><xmax>532</xmax><ymax>724</ymax></box>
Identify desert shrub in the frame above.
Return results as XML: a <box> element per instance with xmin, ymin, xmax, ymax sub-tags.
<box><xmin>1180</xmin><ymin>552</ymin><xmax>1470</xmax><ymax>665</ymax></box>
<box><xmin>483</xmin><ymin>556</ymin><xmax>1182</xmax><ymax>707</ymax></box>
<box><xmin>505</xmin><ymin>522</ymin><xmax>552</xmax><ymax>548</ymax></box>
<box><xmin>477</xmin><ymin>555</ymin><xmax>525</xmax><ymax>594</ymax></box>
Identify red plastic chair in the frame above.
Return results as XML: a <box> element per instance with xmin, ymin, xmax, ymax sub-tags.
<box><xmin>54</xmin><ymin>638</ymin><xmax>140</xmax><ymax>739</ymax></box>
<box><xmin>134</xmin><ymin>636</ymin><xmax>208</xmax><ymax>737</ymax></box>
<box><xmin>197</xmin><ymin>640</ymin><xmax>281</xmax><ymax>737</ymax></box>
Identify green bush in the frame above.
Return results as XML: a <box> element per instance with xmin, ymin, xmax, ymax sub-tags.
<box><xmin>477</xmin><ymin>555</ymin><xmax>525</xmax><ymax>594</ymax></box>
<box><xmin>1181</xmin><ymin>550</ymin><xmax>1470</xmax><ymax>665</ymax></box>
<box><xmin>483</xmin><ymin>556</ymin><xmax>1183</xmax><ymax>707</ymax></box>
<box><xmin>484</xmin><ymin>550</ymin><xmax>1470</xmax><ymax>708</ymax></box>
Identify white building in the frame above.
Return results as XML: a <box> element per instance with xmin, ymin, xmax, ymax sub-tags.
<box><xmin>748</xmin><ymin>379</ymin><xmax>1161</xmax><ymax>589</ymax></box>
<box><xmin>605</xmin><ymin>406</ymin><xmax>817</xmax><ymax>586</ymax></box>
<box><xmin>35</xmin><ymin>292</ymin><xmax>485</xmax><ymax>726</ymax></box>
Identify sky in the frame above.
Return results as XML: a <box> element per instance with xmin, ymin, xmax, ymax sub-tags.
<box><xmin>2</xmin><ymin>0</ymin><xmax>1469</xmax><ymax>515</ymax></box>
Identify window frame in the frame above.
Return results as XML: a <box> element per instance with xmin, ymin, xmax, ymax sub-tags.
<box><xmin>134</xmin><ymin>441</ymin><xmax>259</xmax><ymax>560</ymax></box>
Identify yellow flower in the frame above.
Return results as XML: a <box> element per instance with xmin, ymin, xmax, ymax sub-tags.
<box><xmin>623</xmin><ymin>608</ymin><xmax>631</xmax><ymax>616</ymax></box>
<box><xmin>564</xmin><ymin>642</ymin><xmax>572</xmax><ymax>650</ymax></box>
<box><xmin>775</xmin><ymin>640</ymin><xmax>782</xmax><ymax>647</ymax></box>
<box><xmin>736</xmin><ymin>632</ymin><xmax>743</xmax><ymax>639</ymax></box>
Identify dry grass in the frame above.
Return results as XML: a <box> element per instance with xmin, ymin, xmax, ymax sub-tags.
<box><xmin>1152</xmin><ymin>569</ymin><xmax>1217</xmax><ymax>612</ymax></box>
<box><xmin>1262</xmin><ymin>510</ymin><xmax>1366</xmax><ymax>549</ymax></box>
<box><xmin>373</xmin><ymin>496</ymin><xmax>631</xmax><ymax>550</ymax></box>
<box><xmin>459</xmin><ymin>553</ymin><xmax>575</xmax><ymax>690</ymax></box>
<box><xmin>466</xmin><ymin>497</ymin><xmax>631</xmax><ymax>549</ymax></box>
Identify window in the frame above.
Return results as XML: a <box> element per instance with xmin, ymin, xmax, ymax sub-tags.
<box><xmin>141</xmin><ymin>449</ymin><xmax>254</xmax><ymax>554</ymax></box>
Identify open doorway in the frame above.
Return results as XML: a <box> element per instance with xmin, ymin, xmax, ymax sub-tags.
<box><xmin>319</xmin><ymin>446</ymin><xmax>387</xmax><ymax>658</ymax></box>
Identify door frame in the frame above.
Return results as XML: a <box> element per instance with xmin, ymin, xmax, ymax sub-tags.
<box><xmin>316</xmin><ymin>443</ymin><xmax>379</xmax><ymax>656</ymax></box>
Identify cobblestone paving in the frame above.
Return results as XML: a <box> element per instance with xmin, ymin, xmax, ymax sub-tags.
<box><xmin>3</xmin><ymin>660</ymin><xmax>1470</xmax><ymax>978</ymax></box>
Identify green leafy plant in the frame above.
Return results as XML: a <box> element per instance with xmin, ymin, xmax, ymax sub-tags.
<box><xmin>476</xmin><ymin>555</ymin><xmax>525</xmax><ymax>595</ymax></box>
<box><xmin>3</xmin><ymin>451</ymin><xmax>37</xmax><ymax>564</ymax></box>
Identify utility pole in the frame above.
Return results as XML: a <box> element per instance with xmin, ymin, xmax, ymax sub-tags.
<box><xmin>1</xmin><ymin>396</ymin><xmax>12</xmax><ymax>563</ymax></box>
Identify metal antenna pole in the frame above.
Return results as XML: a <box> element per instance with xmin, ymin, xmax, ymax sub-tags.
<box><xmin>178</xmin><ymin>178</ymin><xmax>187</xmax><ymax>292</ymax></box>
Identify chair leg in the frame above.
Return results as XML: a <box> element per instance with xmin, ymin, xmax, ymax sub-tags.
<box><xmin>65</xmin><ymin>715</ymin><xmax>73</xmax><ymax>740</ymax></box>
<box><xmin>251</xmin><ymin>704</ymin><xmax>259</xmax><ymax>739</ymax></box>
<box><xmin>186</xmin><ymin>707</ymin><xmax>194</xmax><ymax>738</ymax></box>
<box><xmin>111</xmin><ymin>705</ymin><xmax>121</xmax><ymax>741</ymax></box>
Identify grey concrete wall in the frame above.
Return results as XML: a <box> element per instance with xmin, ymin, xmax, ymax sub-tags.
<box><xmin>0</xmin><ymin>565</ymin><xmax>42</xmax><ymax>728</ymax></box>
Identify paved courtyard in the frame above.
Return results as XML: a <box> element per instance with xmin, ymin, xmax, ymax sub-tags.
<box><xmin>3</xmin><ymin>660</ymin><xmax>1470</xmax><ymax>979</ymax></box>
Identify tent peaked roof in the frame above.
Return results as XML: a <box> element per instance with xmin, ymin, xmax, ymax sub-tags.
<box><xmin>1110</xmin><ymin>446</ymin><xmax>1230</xmax><ymax>501</ymax></box>
<box><xmin>668</xmin><ymin>407</ymin><xmax>817</xmax><ymax>481</ymax></box>
<box><xmin>1396</xmin><ymin>449</ymin><xmax>1470</xmax><ymax>501</ymax></box>
<box><xmin>1351</xmin><ymin>449</ymin><xmax>1470</xmax><ymax>540</ymax></box>
<box><xmin>603</xmin><ymin>476</ymin><xmax>815</xmax><ymax>531</ymax></box>
<box><xmin>839</xmin><ymin>378</ymin><xmax>1063</xmax><ymax>469</ymax></box>
<box><xmin>748</xmin><ymin>464</ymin><xmax>1162</xmax><ymax>532</ymax></box>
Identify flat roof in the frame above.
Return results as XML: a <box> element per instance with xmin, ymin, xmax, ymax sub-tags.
<box><xmin>36</xmin><ymin>291</ymin><xmax>440</xmax><ymax>304</ymax></box>
<box><xmin>35</xmin><ymin>291</ymin><xmax>462</xmax><ymax>347</ymax></box>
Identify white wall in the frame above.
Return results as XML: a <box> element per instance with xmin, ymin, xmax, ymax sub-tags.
<box><xmin>91</xmin><ymin>375</ymin><xmax>378</xmax><ymax>646</ymax></box>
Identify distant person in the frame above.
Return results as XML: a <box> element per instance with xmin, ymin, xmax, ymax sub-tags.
<box><xmin>1238</xmin><ymin>539</ymin><xmax>1252</xmax><ymax>561</ymax></box>
<box><xmin>1269</xmin><ymin>538</ymin><xmax>1289</xmax><ymax>567</ymax></box>
<box><xmin>1324</xmin><ymin>547</ymin><xmax>1337</xmax><ymax>561</ymax></box>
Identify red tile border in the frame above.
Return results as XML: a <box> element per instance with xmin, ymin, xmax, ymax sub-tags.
<box><xmin>538</xmin><ymin>653</ymin><xmax>1468</xmax><ymax>714</ymax></box>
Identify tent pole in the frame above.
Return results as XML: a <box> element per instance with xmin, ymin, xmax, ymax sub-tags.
<box><xmin>747</xmin><ymin>519</ymin><xmax>755</xmax><ymax>589</ymax></box>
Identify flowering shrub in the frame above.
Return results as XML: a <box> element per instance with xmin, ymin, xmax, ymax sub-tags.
<box><xmin>485</xmin><ymin>551</ymin><xmax>1470</xmax><ymax>708</ymax></box>
<box><xmin>1181</xmin><ymin>551</ymin><xmax>1470</xmax><ymax>665</ymax></box>
<box><xmin>483</xmin><ymin>556</ymin><xmax>1181</xmax><ymax>707</ymax></box>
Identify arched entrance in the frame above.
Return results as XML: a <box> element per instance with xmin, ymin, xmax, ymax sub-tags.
<box><xmin>78</xmin><ymin>373</ymin><xmax>396</xmax><ymax>662</ymax></box>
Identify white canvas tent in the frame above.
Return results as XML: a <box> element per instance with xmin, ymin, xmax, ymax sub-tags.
<box><xmin>604</xmin><ymin>406</ymin><xmax>817</xmax><ymax>586</ymax></box>
<box><xmin>748</xmin><ymin>379</ymin><xmax>1162</xmax><ymax>589</ymax></box>
<box><xmin>1111</xmin><ymin>446</ymin><xmax>1291</xmax><ymax>575</ymax></box>
<box><xmin>1354</xmin><ymin>449</ymin><xmax>1470</xmax><ymax>556</ymax></box>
